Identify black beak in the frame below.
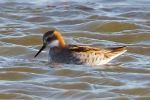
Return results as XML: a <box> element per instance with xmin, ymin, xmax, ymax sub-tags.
<box><xmin>34</xmin><ymin>44</ymin><xmax>46</xmax><ymax>58</ymax></box>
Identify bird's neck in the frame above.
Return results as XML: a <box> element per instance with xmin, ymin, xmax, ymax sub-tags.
<box><xmin>48</xmin><ymin>39</ymin><xmax>66</xmax><ymax>49</ymax></box>
<box><xmin>55</xmin><ymin>31</ymin><xmax>66</xmax><ymax>48</ymax></box>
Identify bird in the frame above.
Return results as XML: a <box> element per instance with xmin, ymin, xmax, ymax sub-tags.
<box><xmin>34</xmin><ymin>30</ymin><xmax>127</xmax><ymax>66</ymax></box>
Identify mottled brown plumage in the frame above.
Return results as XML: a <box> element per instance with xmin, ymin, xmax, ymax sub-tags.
<box><xmin>34</xmin><ymin>30</ymin><xmax>127</xmax><ymax>65</ymax></box>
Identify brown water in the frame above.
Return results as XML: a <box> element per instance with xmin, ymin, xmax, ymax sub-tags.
<box><xmin>0</xmin><ymin>0</ymin><xmax>150</xmax><ymax>99</ymax></box>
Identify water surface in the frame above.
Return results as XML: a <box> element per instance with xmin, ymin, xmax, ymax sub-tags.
<box><xmin>0</xmin><ymin>0</ymin><xmax>150</xmax><ymax>99</ymax></box>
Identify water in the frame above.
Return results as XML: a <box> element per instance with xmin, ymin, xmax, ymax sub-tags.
<box><xmin>0</xmin><ymin>0</ymin><xmax>150</xmax><ymax>99</ymax></box>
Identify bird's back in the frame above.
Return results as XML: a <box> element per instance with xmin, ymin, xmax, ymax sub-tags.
<box><xmin>49</xmin><ymin>45</ymin><xmax>127</xmax><ymax>65</ymax></box>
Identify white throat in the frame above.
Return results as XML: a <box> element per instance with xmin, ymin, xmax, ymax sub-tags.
<box><xmin>48</xmin><ymin>40</ymin><xmax>59</xmax><ymax>48</ymax></box>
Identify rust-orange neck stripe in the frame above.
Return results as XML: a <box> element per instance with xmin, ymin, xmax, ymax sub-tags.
<box><xmin>54</xmin><ymin>31</ymin><xmax>66</xmax><ymax>48</ymax></box>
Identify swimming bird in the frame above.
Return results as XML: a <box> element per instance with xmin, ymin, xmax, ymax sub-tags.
<box><xmin>34</xmin><ymin>30</ymin><xmax>127</xmax><ymax>65</ymax></box>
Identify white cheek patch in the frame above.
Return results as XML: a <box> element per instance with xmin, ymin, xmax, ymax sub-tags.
<box><xmin>48</xmin><ymin>40</ymin><xmax>59</xmax><ymax>48</ymax></box>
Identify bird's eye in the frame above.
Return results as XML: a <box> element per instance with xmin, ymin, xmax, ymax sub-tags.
<box><xmin>46</xmin><ymin>37</ymin><xmax>50</xmax><ymax>41</ymax></box>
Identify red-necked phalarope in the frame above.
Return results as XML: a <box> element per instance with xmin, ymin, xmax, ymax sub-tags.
<box><xmin>34</xmin><ymin>30</ymin><xmax>127</xmax><ymax>65</ymax></box>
